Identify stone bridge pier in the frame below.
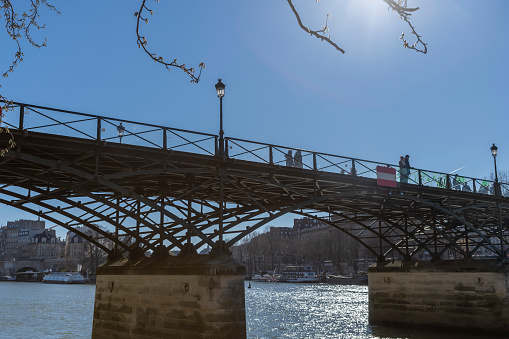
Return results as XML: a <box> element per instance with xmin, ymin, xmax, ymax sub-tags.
<box><xmin>92</xmin><ymin>254</ymin><xmax>246</xmax><ymax>339</ymax></box>
<box><xmin>369</xmin><ymin>260</ymin><xmax>509</xmax><ymax>336</ymax></box>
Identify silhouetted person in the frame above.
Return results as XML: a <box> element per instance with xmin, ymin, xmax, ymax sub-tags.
<box><xmin>462</xmin><ymin>182</ymin><xmax>472</xmax><ymax>192</ymax></box>
<box><xmin>349</xmin><ymin>165</ymin><xmax>357</xmax><ymax>176</ymax></box>
<box><xmin>294</xmin><ymin>150</ymin><xmax>303</xmax><ymax>168</ymax></box>
<box><xmin>403</xmin><ymin>155</ymin><xmax>411</xmax><ymax>183</ymax></box>
<box><xmin>117</xmin><ymin>123</ymin><xmax>125</xmax><ymax>143</ymax></box>
<box><xmin>399</xmin><ymin>156</ymin><xmax>408</xmax><ymax>183</ymax></box>
<box><xmin>285</xmin><ymin>150</ymin><xmax>294</xmax><ymax>167</ymax></box>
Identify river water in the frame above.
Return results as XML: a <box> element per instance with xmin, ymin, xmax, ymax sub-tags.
<box><xmin>0</xmin><ymin>281</ymin><xmax>504</xmax><ymax>338</ymax></box>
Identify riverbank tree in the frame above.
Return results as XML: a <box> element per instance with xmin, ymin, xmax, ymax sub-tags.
<box><xmin>232</xmin><ymin>225</ymin><xmax>375</xmax><ymax>275</ymax></box>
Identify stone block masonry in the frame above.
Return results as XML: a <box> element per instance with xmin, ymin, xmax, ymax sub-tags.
<box><xmin>369</xmin><ymin>259</ymin><xmax>509</xmax><ymax>336</ymax></box>
<box><xmin>92</xmin><ymin>254</ymin><xmax>246</xmax><ymax>339</ymax></box>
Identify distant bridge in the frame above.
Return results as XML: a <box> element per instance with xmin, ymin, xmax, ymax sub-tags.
<box><xmin>1</xmin><ymin>101</ymin><xmax>508</xmax><ymax>262</ymax></box>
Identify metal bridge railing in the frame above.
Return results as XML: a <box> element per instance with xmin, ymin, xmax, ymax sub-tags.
<box><xmin>1</xmin><ymin>101</ymin><xmax>218</xmax><ymax>156</ymax></box>
<box><xmin>226</xmin><ymin>137</ymin><xmax>509</xmax><ymax>197</ymax></box>
<box><xmin>2</xmin><ymin>100</ymin><xmax>507</xmax><ymax>197</ymax></box>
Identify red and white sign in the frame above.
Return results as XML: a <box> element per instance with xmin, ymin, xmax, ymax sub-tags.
<box><xmin>376</xmin><ymin>166</ymin><xmax>397</xmax><ymax>187</ymax></box>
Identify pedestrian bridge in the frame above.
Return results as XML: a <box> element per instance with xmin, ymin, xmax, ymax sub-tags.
<box><xmin>0</xmin><ymin>101</ymin><xmax>508</xmax><ymax>261</ymax></box>
<box><xmin>2</xmin><ymin>101</ymin><xmax>509</xmax><ymax>338</ymax></box>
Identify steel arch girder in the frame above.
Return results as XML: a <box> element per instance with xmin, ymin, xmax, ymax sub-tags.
<box><xmin>0</xmin><ymin>164</ymin><xmax>160</xmax><ymax>252</ymax></box>
<box><xmin>7</xmin><ymin>151</ymin><xmax>187</xmax><ymax>250</ymax></box>
<box><xmin>291</xmin><ymin>210</ymin><xmax>380</xmax><ymax>258</ymax></box>
<box><xmin>227</xmin><ymin>175</ymin><xmax>460</xmax><ymax>255</ymax></box>
<box><xmin>225</xmin><ymin>189</ymin><xmax>380</xmax><ymax>247</ymax></box>
<box><xmin>401</xmin><ymin>193</ymin><xmax>503</xmax><ymax>256</ymax></box>
<box><xmin>0</xmin><ymin>193</ymin><xmax>112</xmax><ymax>253</ymax></box>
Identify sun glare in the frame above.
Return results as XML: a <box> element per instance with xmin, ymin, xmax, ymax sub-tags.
<box><xmin>322</xmin><ymin>0</ymin><xmax>406</xmax><ymax>54</ymax></box>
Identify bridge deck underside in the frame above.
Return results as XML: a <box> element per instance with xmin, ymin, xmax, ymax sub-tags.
<box><xmin>1</xmin><ymin>131</ymin><xmax>508</xmax><ymax>259</ymax></box>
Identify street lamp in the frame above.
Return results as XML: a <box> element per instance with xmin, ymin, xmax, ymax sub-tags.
<box><xmin>491</xmin><ymin>143</ymin><xmax>505</xmax><ymax>259</ymax></box>
<box><xmin>491</xmin><ymin>143</ymin><xmax>499</xmax><ymax>195</ymax></box>
<box><xmin>215</xmin><ymin>79</ymin><xmax>225</xmax><ymax>156</ymax></box>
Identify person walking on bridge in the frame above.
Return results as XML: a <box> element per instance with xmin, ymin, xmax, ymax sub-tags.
<box><xmin>404</xmin><ymin>155</ymin><xmax>411</xmax><ymax>182</ymax></box>
<box><xmin>294</xmin><ymin>150</ymin><xmax>303</xmax><ymax>168</ymax></box>
<box><xmin>399</xmin><ymin>156</ymin><xmax>408</xmax><ymax>183</ymax></box>
<box><xmin>285</xmin><ymin>150</ymin><xmax>294</xmax><ymax>167</ymax></box>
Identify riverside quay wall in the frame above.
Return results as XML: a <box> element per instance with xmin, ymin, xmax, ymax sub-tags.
<box><xmin>92</xmin><ymin>254</ymin><xmax>246</xmax><ymax>339</ymax></box>
<box><xmin>369</xmin><ymin>259</ymin><xmax>509</xmax><ymax>335</ymax></box>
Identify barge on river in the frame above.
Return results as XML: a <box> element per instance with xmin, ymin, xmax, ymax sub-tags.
<box><xmin>279</xmin><ymin>266</ymin><xmax>319</xmax><ymax>283</ymax></box>
<box><xmin>43</xmin><ymin>272</ymin><xmax>86</xmax><ymax>284</ymax></box>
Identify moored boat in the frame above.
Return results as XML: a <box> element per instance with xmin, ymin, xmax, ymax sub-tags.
<box><xmin>13</xmin><ymin>270</ymin><xmax>44</xmax><ymax>282</ymax></box>
<box><xmin>251</xmin><ymin>274</ymin><xmax>273</xmax><ymax>282</ymax></box>
<box><xmin>326</xmin><ymin>274</ymin><xmax>368</xmax><ymax>285</ymax></box>
<box><xmin>43</xmin><ymin>272</ymin><xmax>85</xmax><ymax>284</ymax></box>
<box><xmin>279</xmin><ymin>265</ymin><xmax>319</xmax><ymax>283</ymax></box>
<box><xmin>0</xmin><ymin>275</ymin><xmax>15</xmax><ymax>281</ymax></box>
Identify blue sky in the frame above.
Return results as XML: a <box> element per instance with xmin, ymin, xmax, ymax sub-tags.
<box><xmin>1</xmin><ymin>0</ymin><xmax>508</xmax><ymax>233</ymax></box>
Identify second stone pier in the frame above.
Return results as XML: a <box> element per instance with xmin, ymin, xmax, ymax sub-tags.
<box><xmin>92</xmin><ymin>254</ymin><xmax>246</xmax><ymax>339</ymax></box>
<box><xmin>369</xmin><ymin>259</ymin><xmax>509</xmax><ymax>336</ymax></box>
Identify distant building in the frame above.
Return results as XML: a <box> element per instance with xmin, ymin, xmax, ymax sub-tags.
<box><xmin>65</xmin><ymin>228</ymin><xmax>86</xmax><ymax>260</ymax></box>
<box><xmin>233</xmin><ymin>216</ymin><xmax>377</xmax><ymax>275</ymax></box>
<box><xmin>0</xmin><ymin>226</ymin><xmax>6</xmax><ymax>259</ymax></box>
<box><xmin>267</xmin><ymin>218</ymin><xmax>328</xmax><ymax>241</ymax></box>
<box><xmin>64</xmin><ymin>226</ymin><xmax>113</xmax><ymax>258</ymax></box>
<box><xmin>269</xmin><ymin>227</ymin><xmax>292</xmax><ymax>239</ymax></box>
<box><xmin>27</xmin><ymin>229</ymin><xmax>64</xmax><ymax>259</ymax></box>
<box><xmin>298</xmin><ymin>223</ymin><xmax>330</xmax><ymax>242</ymax></box>
<box><xmin>5</xmin><ymin>219</ymin><xmax>45</xmax><ymax>259</ymax></box>
<box><xmin>293</xmin><ymin>217</ymin><xmax>325</xmax><ymax>230</ymax></box>
<box><xmin>63</xmin><ymin>226</ymin><xmax>114</xmax><ymax>276</ymax></box>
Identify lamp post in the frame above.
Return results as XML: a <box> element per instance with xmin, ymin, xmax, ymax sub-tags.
<box><xmin>491</xmin><ymin>144</ymin><xmax>505</xmax><ymax>259</ymax></box>
<box><xmin>491</xmin><ymin>144</ymin><xmax>499</xmax><ymax>196</ymax></box>
<box><xmin>214</xmin><ymin>79</ymin><xmax>226</xmax><ymax>250</ymax></box>
<box><xmin>215</xmin><ymin>79</ymin><xmax>225</xmax><ymax>156</ymax></box>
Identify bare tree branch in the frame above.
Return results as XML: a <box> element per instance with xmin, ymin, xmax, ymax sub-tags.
<box><xmin>287</xmin><ymin>0</ymin><xmax>427</xmax><ymax>55</ymax></box>
<box><xmin>287</xmin><ymin>0</ymin><xmax>345</xmax><ymax>54</ymax></box>
<box><xmin>0</xmin><ymin>1</ymin><xmax>428</xmax><ymax>158</ymax></box>
<box><xmin>0</xmin><ymin>0</ymin><xmax>58</xmax><ymax>156</ymax></box>
<box><xmin>135</xmin><ymin>0</ymin><xmax>205</xmax><ymax>83</ymax></box>
<box><xmin>1</xmin><ymin>0</ymin><xmax>59</xmax><ymax>81</ymax></box>
<box><xmin>383</xmin><ymin>0</ymin><xmax>427</xmax><ymax>54</ymax></box>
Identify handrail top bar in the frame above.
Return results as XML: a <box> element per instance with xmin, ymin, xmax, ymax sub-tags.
<box><xmin>1</xmin><ymin>100</ymin><xmax>217</xmax><ymax>138</ymax></box>
<box><xmin>2</xmin><ymin>100</ymin><xmax>503</xmax><ymax>186</ymax></box>
<box><xmin>226</xmin><ymin>136</ymin><xmax>500</xmax><ymax>184</ymax></box>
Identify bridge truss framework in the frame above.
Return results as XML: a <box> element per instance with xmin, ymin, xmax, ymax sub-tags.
<box><xmin>1</xmin><ymin>102</ymin><xmax>508</xmax><ymax>262</ymax></box>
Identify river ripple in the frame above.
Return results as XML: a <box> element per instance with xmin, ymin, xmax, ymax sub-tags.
<box><xmin>0</xmin><ymin>282</ymin><xmax>95</xmax><ymax>338</ymax></box>
<box><xmin>0</xmin><ymin>281</ymin><xmax>505</xmax><ymax>338</ymax></box>
<box><xmin>245</xmin><ymin>281</ymin><xmax>503</xmax><ymax>339</ymax></box>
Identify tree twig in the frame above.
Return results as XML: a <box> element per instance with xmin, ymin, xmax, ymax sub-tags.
<box><xmin>383</xmin><ymin>0</ymin><xmax>427</xmax><ymax>54</ymax></box>
<box><xmin>287</xmin><ymin>0</ymin><xmax>345</xmax><ymax>54</ymax></box>
<box><xmin>1</xmin><ymin>0</ymin><xmax>60</xmax><ymax>80</ymax></box>
<box><xmin>286</xmin><ymin>0</ymin><xmax>427</xmax><ymax>55</ymax></box>
<box><xmin>0</xmin><ymin>0</ymin><xmax>58</xmax><ymax>156</ymax></box>
<box><xmin>135</xmin><ymin>0</ymin><xmax>205</xmax><ymax>83</ymax></box>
